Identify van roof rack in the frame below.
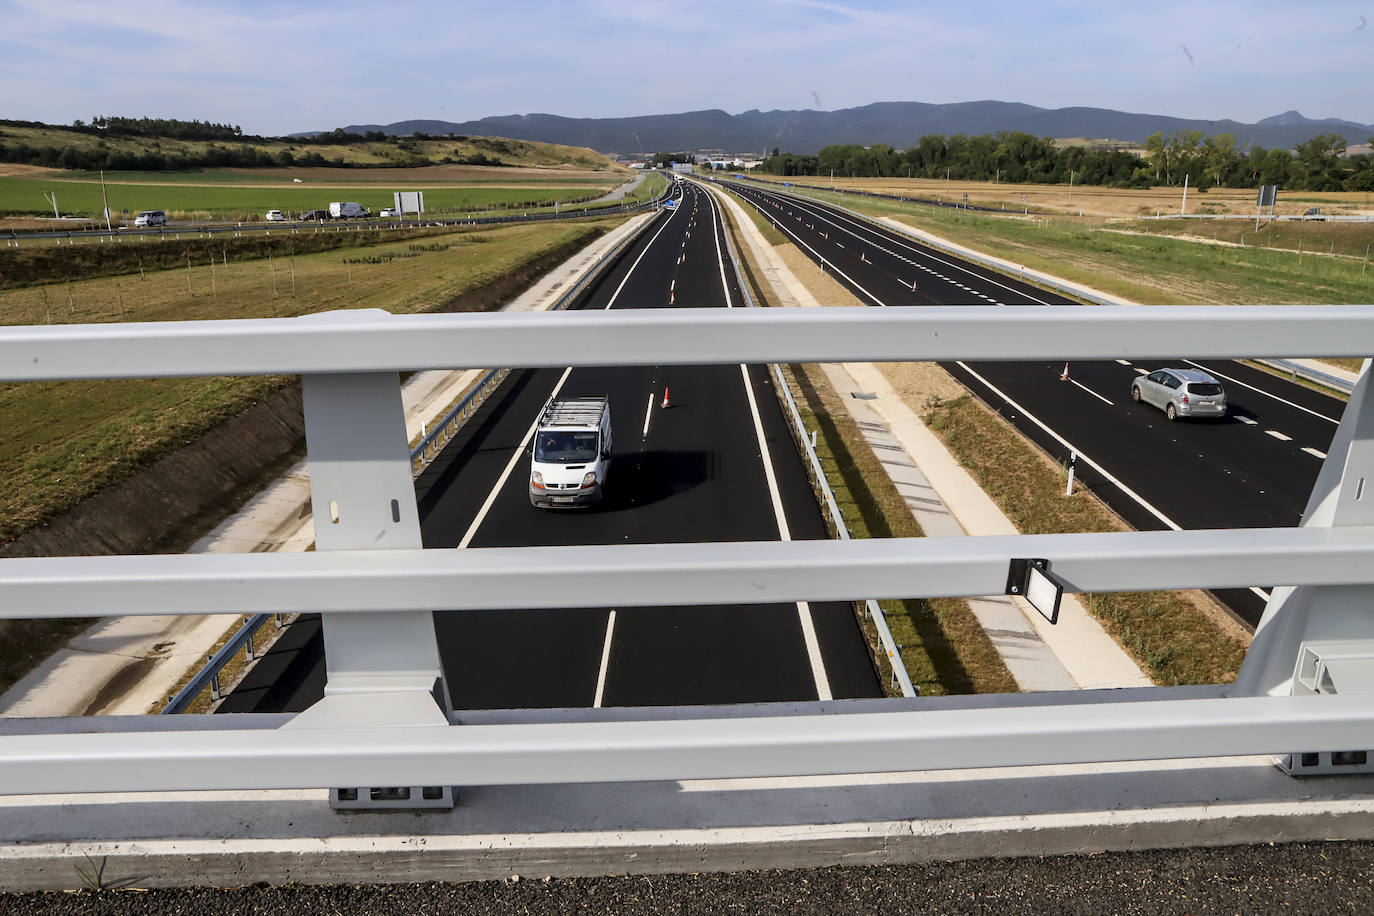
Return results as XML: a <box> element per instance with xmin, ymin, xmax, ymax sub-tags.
<box><xmin>540</xmin><ymin>396</ymin><xmax>608</xmax><ymax>429</ymax></box>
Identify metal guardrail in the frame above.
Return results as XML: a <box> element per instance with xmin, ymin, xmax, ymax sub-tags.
<box><xmin>709</xmin><ymin>180</ymin><xmax>917</xmax><ymax>698</ymax></box>
<box><xmin>1256</xmin><ymin>358</ymin><xmax>1356</xmax><ymax>394</ymax></box>
<box><xmin>6</xmin><ymin>304</ymin><xmax>1374</xmax><ymax>796</ymax></box>
<box><xmin>161</xmin><ymin>614</ymin><xmax>280</xmax><ymax>714</ymax></box>
<box><xmin>162</xmin><ymin>206</ymin><xmax>667</xmax><ymax>714</ymax></box>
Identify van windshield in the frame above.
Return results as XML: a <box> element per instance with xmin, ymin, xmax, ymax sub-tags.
<box><xmin>535</xmin><ymin>430</ymin><xmax>599</xmax><ymax>463</ymax></box>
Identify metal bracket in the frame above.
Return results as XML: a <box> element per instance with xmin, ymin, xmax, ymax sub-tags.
<box><xmin>1279</xmin><ymin>640</ymin><xmax>1374</xmax><ymax>776</ymax></box>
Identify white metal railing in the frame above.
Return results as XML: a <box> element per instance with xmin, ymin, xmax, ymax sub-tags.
<box><xmin>1</xmin><ymin>304</ymin><xmax>1373</xmax><ymax>798</ymax></box>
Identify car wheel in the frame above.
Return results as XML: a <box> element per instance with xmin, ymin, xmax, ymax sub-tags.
<box><xmin>1166</xmin><ymin>403</ymin><xmax>1177</xmax><ymax>421</ymax></box>
<box><xmin>1131</xmin><ymin>386</ymin><xmax>1141</xmax><ymax>403</ymax></box>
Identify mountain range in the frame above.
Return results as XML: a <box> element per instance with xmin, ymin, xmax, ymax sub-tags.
<box><xmin>329</xmin><ymin>101</ymin><xmax>1374</xmax><ymax>156</ymax></box>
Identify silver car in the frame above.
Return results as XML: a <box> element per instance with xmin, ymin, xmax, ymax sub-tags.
<box><xmin>1130</xmin><ymin>368</ymin><xmax>1227</xmax><ymax>420</ymax></box>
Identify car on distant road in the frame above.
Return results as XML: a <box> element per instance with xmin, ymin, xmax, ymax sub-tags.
<box><xmin>1130</xmin><ymin>368</ymin><xmax>1227</xmax><ymax>421</ymax></box>
<box><xmin>299</xmin><ymin>209</ymin><xmax>329</xmax><ymax>220</ymax></box>
<box><xmin>379</xmin><ymin>207</ymin><xmax>400</xmax><ymax>218</ymax></box>
<box><xmin>1302</xmin><ymin>207</ymin><xmax>1326</xmax><ymax>220</ymax></box>
<box><xmin>265</xmin><ymin>209</ymin><xmax>286</xmax><ymax>221</ymax></box>
<box><xmin>133</xmin><ymin>210</ymin><xmax>166</xmax><ymax>227</ymax></box>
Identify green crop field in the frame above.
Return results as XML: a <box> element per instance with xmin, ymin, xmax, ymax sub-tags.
<box><xmin>0</xmin><ymin>175</ymin><xmax>616</xmax><ymax>220</ymax></box>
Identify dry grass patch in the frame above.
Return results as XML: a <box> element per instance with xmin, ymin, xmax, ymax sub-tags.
<box><xmin>925</xmin><ymin>393</ymin><xmax>1249</xmax><ymax>684</ymax></box>
<box><xmin>780</xmin><ymin>175</ymin><xmax>1374</xmax><ymax>220</ymax></box>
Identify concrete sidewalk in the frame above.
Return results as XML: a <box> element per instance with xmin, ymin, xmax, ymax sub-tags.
<box><xmin>713</xmin><ymin>184</ymin><xmax>1149</xmax><ymax>690</ymax></box>
<box><xmin>0</xmin><ymin>211</ymin><xmax>656</xmax><ymax>720</ymax></box>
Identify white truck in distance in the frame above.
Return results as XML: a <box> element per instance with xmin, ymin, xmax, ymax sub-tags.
<box><xmin>529</xmin><ymin>397</ymin><xmax>612</xmax><ymax>508</ymax></box>
<box><xmin>328</xmin><ymin>201</ymin><xmax>369</xmax><ymax>219</ymax></box>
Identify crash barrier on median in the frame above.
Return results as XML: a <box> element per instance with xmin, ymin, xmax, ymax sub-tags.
<box><xmin>5</xmin><ymin>303</ymin><xmax>1374</xmax><ymax>800</ymax></box>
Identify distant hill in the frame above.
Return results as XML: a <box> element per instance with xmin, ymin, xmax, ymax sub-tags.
<box><xmin>0</xmin><ymin>119</ymin><xmax>619</xmax><ymax>172</ymax></box>
<box><xmin>331</xmin><ymin>102</ymin><xmax>1374</xmax><ymax>155</ymax></box>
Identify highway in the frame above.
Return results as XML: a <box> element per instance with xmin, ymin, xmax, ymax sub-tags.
<box><xmin>720</xmin><ymin>177</ymin><xmax>1345</xmax><ymax>626</ymax></box>
<box><xmin>219</xmin><ymin>177</ymin><xmax>882</xmax><ymax>714</ymax></box>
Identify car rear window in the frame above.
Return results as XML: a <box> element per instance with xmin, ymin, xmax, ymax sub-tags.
<box><xmin>1188</xmin><ymin>383</ymin><xmax>1223</xmax><ymax>396</ymax></box>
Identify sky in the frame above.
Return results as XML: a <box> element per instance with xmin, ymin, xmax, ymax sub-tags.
<box><xmin>1</xmin><ymin>0</ymin><xmax>1370</xmax><ymax>137</ymax></box>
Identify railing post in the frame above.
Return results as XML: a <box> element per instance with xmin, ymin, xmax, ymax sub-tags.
<box><xmin>300</xmin><ymin>368</ymin><xmax>450</xmax><ymax>705</ymax></box>
<box><xmin>299</xmin><ymin>361</ymin><xmax>455</xmax><ymax>808</ymax></box>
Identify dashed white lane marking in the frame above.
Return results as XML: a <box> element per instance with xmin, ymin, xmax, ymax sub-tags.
<box><xmin>593</xmin><ymin>609</ymin><xmax>616</xmax><ymax>708</ymax></box>
<box><xmin>458</xmin><ymin>366</ymin><xmax>575</xmax><ymax>549</ymax></box>
<box><xmin>642</xmin><ymin>392</ymin><xmax>656</xmax><ymax>437</ymax></box>
<box><xmin>1303</xmin><ymin>446</ymin><xmax>1328</xmax><ymax>459</ymax></box>
<box><xmin>1116</xmin><ymin>359</ymin><xmax>1132</xmax><ymax>366</ymax></box>
<box><xmin>1266</xmin><ymin>429</ymin><xmax>1293</xmax><ymax>442</ymax></box>
<box><xmin>703</xmin><ymin>181</ymin><xmax>831</xmax><ymax>700</ymax></box>
<box><xmin>1134</xmin><ymin>368</ymin><xmax>1148</xmax><ymax>375</ymax></box>
<box><xmin>1237</xmin><ymin>416</ymin><xmax>1258</xmax><ymax>425</ymax></box>
<box><xmin>1069</xmin><ymin>377</ymin><xmax>1114</xmax><ymax>406</ymax></box>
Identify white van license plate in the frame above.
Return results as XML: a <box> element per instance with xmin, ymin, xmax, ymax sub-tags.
<box><xmin>553</xmin><ymin>496</ymin><xmax>574</xmax><ymax>504</ymax></box>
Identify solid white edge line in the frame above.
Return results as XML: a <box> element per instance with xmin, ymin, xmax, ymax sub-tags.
<box><xmin>706</xmin><ymin>184</ymin><xmax>832</xmax><ymax>701</ymax></box>
<box><xmin>458</xmin><ymin>366</ymin><xmax>575</xmax><ymax>548</ymax></box>
<box><xmin>593</xmin><ymin>609</ymin><xmax>616</xmax><ymax>708</ymax></box>
<box><xmin>1069</xmin><ymin>377</ymin><xmax>1114</xmax><ymax>406</ymax></box>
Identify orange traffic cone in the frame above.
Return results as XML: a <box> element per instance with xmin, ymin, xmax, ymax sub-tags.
<box><xmin>661</xmin><ymin>387</ymin><xmax>671</xmax><ymax>408</ymax></box>
<box><xmin>1060</xmin><ymin>362</ymin><xmax>1070</xmax><ymax>381</ymax></box>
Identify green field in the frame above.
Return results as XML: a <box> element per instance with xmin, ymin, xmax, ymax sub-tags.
<box><xmin>0</xmin><ymin>175</ymin><xmax>616</xmax><ymax>220</ymax></box>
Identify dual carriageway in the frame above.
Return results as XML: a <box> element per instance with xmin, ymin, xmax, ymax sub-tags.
<box><xmin>222</xmin><ymin>173</ymin><xmax>1347</xmax><ymax>713</ymax></box>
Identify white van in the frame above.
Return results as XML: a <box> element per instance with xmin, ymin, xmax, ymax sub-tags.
<box><xmin>328</xmin><ymin>201</ymin><xmax>369</xmax><ymax>219</ymax></box>
<box><xmin>529</xmin><ymin>397</ymin><xmax>612</xmax><ymax>508</ymax></box>
<box><xmin>133</xmin><ymin>210</ymin><xmax>166</xmax><ymax>227</ymax></box>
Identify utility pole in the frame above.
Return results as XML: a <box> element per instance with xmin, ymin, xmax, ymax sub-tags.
<box><xmin>45</xmin><ymin>191</ymin><xmax>58</xmax><ymax>218</ymax></box>
<box><xmin>1181</xmin><ymin>173</ymin><xmax>1189</xmax><ymax>215</ymax></box>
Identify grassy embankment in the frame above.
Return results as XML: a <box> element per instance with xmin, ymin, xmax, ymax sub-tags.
<box><xmin>726</xmin><ymin>181</ymin><xmax>1254</xmax><ymax>686</ymax></box>
<box><xmin>0</xmin><ymin>218</ymin><xmax>619</xmax><ymax>543</ymax></box>
<box><xmin>0</xmin><ymin>215</ymin><xmax>623</xmax><ymax>699</ymax></box>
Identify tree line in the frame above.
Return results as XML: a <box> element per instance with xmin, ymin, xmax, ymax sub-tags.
<box><xmin>759</xmin><ymin>130</ymin><xmax>1374</xmax><ymax>192</ymax></box>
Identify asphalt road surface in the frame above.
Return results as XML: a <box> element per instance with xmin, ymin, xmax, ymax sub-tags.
<box><xmin>220</xmin><ymin>178</ymin><xmax>881</xmax><ymax>714</ymax></box>
<box><xmin>722</xmin><ymin>178</ymin><xmax>1345</xmax><ymax>627</ymax></box>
